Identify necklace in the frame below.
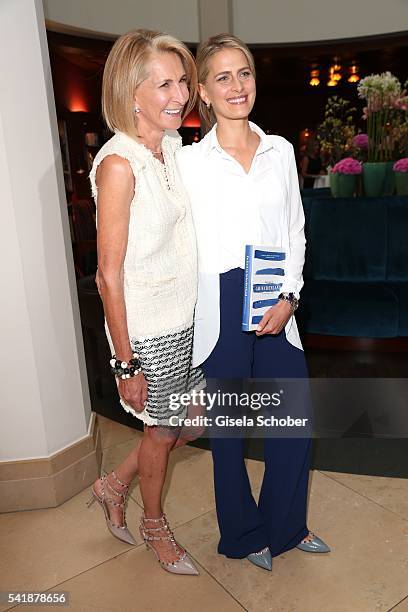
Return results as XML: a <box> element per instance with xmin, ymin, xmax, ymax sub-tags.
<box><xmin>135</xmin><ymin>135</ymin><xmax>170</xmax><ymax>189</ymax></box>
<box><xmin>151</xmin><ymin>150</ymin><xmax>164</xmax><ymax>161</ymax></box>
<box><xmin>134</xmin><ymin>134</ymin><xmax>163</xmax><ymax>157</ymax></box>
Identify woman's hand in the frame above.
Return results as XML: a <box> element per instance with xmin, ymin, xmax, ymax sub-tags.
<box><xmin>255</xmin><ymin>300</ymin><xmax>293</xmax><ymax>336</ymax></box>
<box><xmin>118</xmin><ymin>372</ymin><xmax>148</xmax><ymax>413</ymax></box>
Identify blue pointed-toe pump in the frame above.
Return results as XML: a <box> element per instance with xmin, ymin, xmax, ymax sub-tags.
<box><xmin>296</xmin><ymin>532</ymin><xmax>331</xmax><ymax>553</ymax></box>
<box><xmin>246</xmin><ymin>547</ymin><xmax>273</xmax><ymax>571</ymax></box>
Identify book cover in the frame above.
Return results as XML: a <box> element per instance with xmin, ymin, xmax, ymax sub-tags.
<box><xmin>242</xmin><ymin>246</ymin><xmax>286</xmax><ymax>331</ymax></box>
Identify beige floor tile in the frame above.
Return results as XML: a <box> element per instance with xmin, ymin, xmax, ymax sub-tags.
<box><xmin>100</xmin><ymin>438</ymin><xmax>141</xmax><ymax>503</ymax></box>
<box><xmin>0</xmin><ymin>489</ymin><xmax>143</xmax><ymax>602</ymax></box>
<box><xmin>11</xmin><ymin>546</ymin><xmax>244</xmax><ymax>612</ymax></box>
<box><xmin>97</xmin><ymin>414</ymin><xmax>142</xmax><ymax>451</ymax></box>
<box><xmin>102</xmin><ymin>438</ymin><xmax>215</xmax><ymax>524</ymax></box>
<box><xmin>101</xmin><ymin>436</ymin><xmax>205</xmax><ymax>477</ymax></box>
<box><xmin>393</xmin><ymin>596</ymin><xmax>408</xmax><ymax>610</ymax></box>
<box><xmin>58</xmin><ymin>483</ymin><xmax>143</xmax><ymax>544</ymax></box>
<box><xmin>174</xmin><ymin>471</ymin><xmax>408</xmax><ymax>612</ymax></box>
<box><xmin>131</xmin><ymin>444</ymin><xmax>216</xmax><ymax>527</ymax></box>
<box><xmin>321</xmin><ymin>471</ymin><xmax>408</xmax><ymax>520</ymax></box>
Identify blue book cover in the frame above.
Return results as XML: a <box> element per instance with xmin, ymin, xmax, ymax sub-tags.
<box><xmin>242</xmin><ymin>245</ymin><xmax>286</xmax><ymax>331</ymax></box>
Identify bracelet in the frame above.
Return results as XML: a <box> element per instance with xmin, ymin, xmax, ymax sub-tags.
<box><xmin>278</xmin><ymin>292</ymin><xmax>299</xmax><ymax>312</ymax></box>
<box><xmin>109</xmin><ymin>353</ymin><xmax>142</xmax><ymax>379</ymax></box>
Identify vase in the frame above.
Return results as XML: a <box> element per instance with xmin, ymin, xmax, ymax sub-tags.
<box><xmin>329</xmin><ymin>171</ymin><xmax>339</xmax><ymax>197</ymax></box>
<box><xmin>330</xmin><ymin>172</ymin><xmax>357</xmax><ymax>197</ymax></box>
<box><xmin>383</xmin><ymin>161</ymin><xmax>396</xmax><ymax>196</ymax></box>
<box><xmin>395</xmin><ymin>172</ymin><xmax>408</xmax><ymax>196</ymax></box>
<box><xmin>362</xmin><ymin>162</ymin><xmax>388</xmax><ymax>197</ymax></box>
<box><xmin>338</xmin><ymin>174</ymin><xmax>357</xmax><ymax>197</ymax></box>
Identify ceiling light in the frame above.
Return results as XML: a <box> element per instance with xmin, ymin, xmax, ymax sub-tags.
<box><xmin>309</xmin><ymin>68</ymin><xmax>320</xmax><ymax>86</ymax></box>
<box><xmin>348</xmin><ymin>63</ymin><xmax>360</xmax><ymax>83</ymax></box>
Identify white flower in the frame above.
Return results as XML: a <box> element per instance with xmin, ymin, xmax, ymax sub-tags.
<box><xmin>358</xmin><ymin>71</ymin><xmax>401</xmax><ymax>107</ymax></box>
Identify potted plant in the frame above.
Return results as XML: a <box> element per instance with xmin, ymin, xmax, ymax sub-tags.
<box><xmin>393</xmin><ymin>158</ymin><xmax>408</xmax><ymax>195</ymax></box>
<box><xmin>317</xmin><ymin>96</ymin><xmax>356</xmax><ymax>168</ymax></box>
<box><xmin>358</xmin><ymin>72</ymin><xmax>402</xmax><ymax>196</ymax></box>
<box><xmin>330</xmin><ymin>157</ymin><xmax>362</xmax><ymax>197</ymax></box>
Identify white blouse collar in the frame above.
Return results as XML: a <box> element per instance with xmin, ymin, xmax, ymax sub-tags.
<box><xmin>202</xmin><ymin>121</ymin><xmax>277</xmax><ymax>157</ymax></box>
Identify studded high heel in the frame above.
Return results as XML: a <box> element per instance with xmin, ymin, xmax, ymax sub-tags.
<box><xmin>86</xmin><ymin>470</ymin><xmax>137</xmax><ymax>545</ymax></box>
<box><xmin>139</xmin><ymin>513</ymin><xmax>199</xmax><ymax>575</ymax></box>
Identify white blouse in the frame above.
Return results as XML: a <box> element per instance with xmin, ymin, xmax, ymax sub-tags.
<box><xmin>176</xmin><ymin>121</ymin><xmax>305</xmax><ymax>367</ymax></box>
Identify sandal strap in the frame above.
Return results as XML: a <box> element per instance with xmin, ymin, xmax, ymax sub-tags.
<box><xmin>141</xmin><ymin>525</ymin><xmax>170</xmax><ymax>532</ymax></box>
<box><xmin>140</xmin><ymin>514</ymin><xmax>186</xmax><ymax>561</ymax></box>
<box><xmin>141</xmin><ymin>532</ymin><xmax>173</xmax><ymax>542</ymax></box>
<box><xmin>141</xmin><ymin>513</ymin><xmax>167</xmax><ymax>523</ymax></box>
<box><xmin>100</xmin><ymin>475</ymin><xmax>125</xmax><ymax>508</ymax></box>
<box><xmin>111</xmin><ymin>470</ymin><xmax>129</xmax><ymax>488</ymax></box>
<box><xmin>105</xmin><ymin>477</ymin><xmax>126</xmax><ymax>499</ymax></box>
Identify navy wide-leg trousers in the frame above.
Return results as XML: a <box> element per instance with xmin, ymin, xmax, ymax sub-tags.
<box><xmin>202</xmin><ymin>268</ymin><xmax>311</xmax><ymax>558</ymax></box>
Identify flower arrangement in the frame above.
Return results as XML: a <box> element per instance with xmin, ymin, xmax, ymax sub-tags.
<box><xmin>392</xmin><ymin>79</ymin><xmax>408</xmax><ymax>159</ymax></box>
<box><xmin>393</xmin><ymin>158</ymin><xmax>408</xmax><ymax>173</ymax></box>
<box><xmin>332</xmin><ymin>157</ymin><xmax>362</xmax><ymax>175</ymax></box>
<box><xmin>317</xmin><ymin>96</ymin><xmax>356</xmax><ymax>166</ymax></box>
<box><xmin>358</xmin><ymin>71</ymin><xmax>407</xmax><ymax>162</ymax></box>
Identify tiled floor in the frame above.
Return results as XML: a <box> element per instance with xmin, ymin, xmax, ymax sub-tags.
<box><xmin>1</xmin><ymin>415</ymin><xmax>408</xmax><ymax>612</ymax></box>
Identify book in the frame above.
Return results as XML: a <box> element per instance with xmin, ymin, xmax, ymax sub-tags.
<box><xmin>242</xmin><ymin>246</ymin><xmax>286</xmax><ymax>331</ymax></box>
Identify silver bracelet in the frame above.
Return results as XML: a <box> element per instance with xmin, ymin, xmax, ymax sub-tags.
<box><xmin>278</xmin><ymin>292</ymin><xmax>299</xmax><ymax>312</ymax></box>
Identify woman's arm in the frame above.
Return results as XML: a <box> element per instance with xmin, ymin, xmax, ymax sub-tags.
<box><xmin>96</xmin><ymin>154</ymin><xmax>148</xmax><ymax>411</ymax></box>
<box><xmin>256</xmin><ymin>142</ymin><xmax>305</xmax><ymax>336</ymax></box>
<box><xmin>280</xmin><ymin>142</ymin><xmax>306</xmax><ymax>298</ymax></box>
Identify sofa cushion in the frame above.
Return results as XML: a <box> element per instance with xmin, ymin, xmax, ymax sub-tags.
<box><xmin>307</xmin><ymin>198</ymin><xmax>388</xmax><ymax>282</ymax></box>
<box><xmin>387</xmin><ymin>197</ymin><xmax>408</xmax><ymax>282</ymax></box>
<box><xmin>298</xmin><ymin>280</ymin><xmax>399</xmax><ymax>337</ymax></box>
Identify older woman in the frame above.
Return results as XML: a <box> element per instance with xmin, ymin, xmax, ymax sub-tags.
<box><xmin>87</xmin><ymin>29</ymin><xmax>204</xmax><ymax>575</ymax></box>
<box><xmin>176</xmin><ymin>34</ymin><xmax>330</xmax><ymax>571</ymax></box>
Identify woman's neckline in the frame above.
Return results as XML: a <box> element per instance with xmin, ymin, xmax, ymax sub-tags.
<box><xmin>115</xmin><ymin>129</ymin><xmax>168</xmax><ymax>164</ymax></box>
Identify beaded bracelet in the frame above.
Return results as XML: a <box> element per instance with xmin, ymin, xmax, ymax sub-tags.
<box><xmin>278</xmin><ymin>292</ymin><xmax>299</xmax><ymax>312</ymax></box>
<box><xmin>109</xmin><ymin>353</ymin><xmax>142</xmax><ymax>379</ymax></box>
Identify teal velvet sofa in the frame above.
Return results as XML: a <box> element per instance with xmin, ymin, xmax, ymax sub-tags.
<box><xmin>297</xmin><ymin>195</ymin><xmax>408</xmax><ymax>339</ymax></box>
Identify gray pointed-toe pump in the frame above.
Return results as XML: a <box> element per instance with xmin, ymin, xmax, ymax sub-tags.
<box><xmin>296</xmin><ymin>532</ymin><xmax>331</xmax><ymax>553</ymax></box>
<box><xmin>247</xmin><ymin>547</ymin><xmax>273</xmax><ymax>571</ymax></box>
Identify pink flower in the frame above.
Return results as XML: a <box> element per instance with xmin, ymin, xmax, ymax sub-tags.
<box><xmin>353</xmin><ymin>133</ymin><xmax>369</xmax><ymax>149</ymax></box>
<box><xmin>393</xmin><ymin>158</ymin><xmax>408</xmax><ymax>173</ymax></box>
<box><xmin>332</xmin><ymin>157</ymin><xmax>362</xmax><ymax>175</ymax></box>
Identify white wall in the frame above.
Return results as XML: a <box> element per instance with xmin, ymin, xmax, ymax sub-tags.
<box><xmin>233</xmin><ymin>0</ymin><xmax>408</xmax><ymax>43</ymax></box>
<box><xmin>43</xmin><ymin>0</ymin><xmax>407</xmax><ymax>43</ymax></box>
<box><xmin>0</xmin><ymin>0</ymin><xmax>91</xmax><ymax>461</ymax></box>
<box><xmin>43</xmin><ymin>0</ymin><xmax>200</xmax><ymax>42</ymax></box>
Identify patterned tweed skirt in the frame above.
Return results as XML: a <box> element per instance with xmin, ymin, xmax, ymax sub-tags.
<box><xmin>118</xmin><ymin>324</ymin><xmax>205</xmax><ymax>427</ymax></box>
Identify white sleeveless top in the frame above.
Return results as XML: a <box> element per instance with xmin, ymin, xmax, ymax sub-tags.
<box><xmin>89</xmin><ymin>129</ymin><xmax>198</xmax><ymax>343</ymax></box>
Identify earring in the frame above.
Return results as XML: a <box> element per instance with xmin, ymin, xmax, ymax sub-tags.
<box><xmin>134</xmin><ymin>106</ymin><xmax>140</xmax><ymax>114</ymax></box>
<box><xmin>206</xmin><ymin>102</ymin><xmax>211</xmax><ymax>110</ymax></box>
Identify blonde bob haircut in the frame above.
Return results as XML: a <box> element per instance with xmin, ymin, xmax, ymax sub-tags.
<box><xmin>196</xmin><ymin>33</ymin><xmax>256</xmax><ymax>133</ymax></box>
<box><xmin>102</xmin><ymin>29</ymin><xmax>197</xmax><ymax>138</ymax></box>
